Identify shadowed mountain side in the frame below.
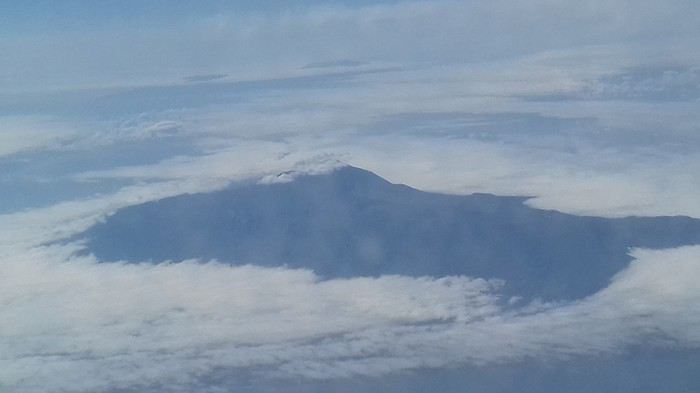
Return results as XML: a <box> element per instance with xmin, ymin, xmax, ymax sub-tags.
<box><xmin>81</xmin><ymin>166</ymin><xmax>700</xmax><ymax>300</ymax></box>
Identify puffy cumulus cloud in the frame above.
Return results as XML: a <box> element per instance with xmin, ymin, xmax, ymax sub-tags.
<box><xmin>1</xmin><ymin>241</ymin><xmax>700</xmax><ymax>392</ymax></box>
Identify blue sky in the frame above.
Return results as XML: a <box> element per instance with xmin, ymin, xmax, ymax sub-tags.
<box><xmin>1</xmin><ymin>1</ymin><xmax>700</xmax><ymax>392</ymax></box>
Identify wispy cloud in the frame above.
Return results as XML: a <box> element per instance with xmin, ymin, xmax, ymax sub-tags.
<box><xmin>528</xmin><ymin>66</ymin><xmax>700</xmax><ymax>102</ymax></box>
<box><xmin>0</xmin><ymin>116</ymin><xmax>80</xmax><ymax>157</ymax></box>
<box><xmin>69</xmin><ymin>131</ymin><xmax>700</xmax><ymax>219</ymax></box>
<box><xmin>2</xmin><ymin>0</ymin><xmax>699</xmax><ymax>92</ymax></box>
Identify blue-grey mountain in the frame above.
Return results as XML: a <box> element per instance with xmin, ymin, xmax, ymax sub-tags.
<box><xmin>81</xmin><ymin>166</ymin><xmax>700</xmax><ymax>301</ymax></box>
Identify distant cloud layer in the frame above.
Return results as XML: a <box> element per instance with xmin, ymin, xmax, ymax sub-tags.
<box><xmin>2</xmin><ymin>0</ymin><xmax>699</xmax><ymax>91</ymax></box>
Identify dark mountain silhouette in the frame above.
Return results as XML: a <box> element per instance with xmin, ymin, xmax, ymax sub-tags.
<box><xmin>81</xmin><ymin>166</ymin><xmax>700</xmax><ymax>300</ymax></box>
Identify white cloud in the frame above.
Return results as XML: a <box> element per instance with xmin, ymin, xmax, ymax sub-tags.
<box><xmin>339</xmin><ymin>134</ymin><xmax>700</xmax><ymax>218</ymax></box>
<box><xmin>70</xmin><ymin>131</ymin><xmax>700</xmax><ymax>219</ymax></box>
<box><xmin>0</xmin><ymin>244</ymin><xmax>501</xmax><ymax>391</ymax></box>
<box><xmin>1</xmin><ymin>239</ymin><xmax>699</xmax><ymax>392</ymax></box>
<box><xmin>0</xmin><ymin>116</ymin><xmax>80</xmax><ymax>158</ymax></box>
<box><xmin>39</xmin><ymin>37</ymin><xmax>694</xmax><ymax>219</ymax></box>
<box><xmin>2</xmin><ymin>0</ymin><xmax>699</xmax><ymax>92</ymax></box>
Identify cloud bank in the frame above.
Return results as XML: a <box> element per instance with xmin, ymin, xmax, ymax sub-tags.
<box><xmin>1</xmin><ymin>242</ymin><xmax>699</xmax><ymax>392</ymax></box>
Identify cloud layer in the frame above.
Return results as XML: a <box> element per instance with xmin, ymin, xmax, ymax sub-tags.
<box><xmin>3</xmin><ymin>0</ymin><xmax>699</xmax><ymax>91</ymax></box>
<box><xmin>2</xmin><ymin>242</ymin><xmax>699</xmax><ymax>392</ymax></box>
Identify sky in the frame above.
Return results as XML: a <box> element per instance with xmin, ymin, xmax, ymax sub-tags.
<box><xmin>1</xmin><ymin>1</ymin><xmax>700</xmax><ymax>392</ymax></box>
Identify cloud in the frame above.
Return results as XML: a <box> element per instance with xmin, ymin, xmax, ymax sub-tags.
<box><xmin>1</xmin><ymin>239</ymin><xmax>699</xmax><ymax>392</ymax></box>
<box><xmin>7</xmin><ymin>45</ymin><xmax>694</xmax><ymax>221</ymax></box>
<box><xmin>70</xmin><ymin>131</ymin><xmax>700</xmax><ymax>219</ymax></box>
<box><xmin>0</xmin><ymin>116</ymin><xmax>79</xmax><ymax>157</ymax></box>
<box><xmin>302</xmin><ymin>59</ymin><xmax>367</xmax><ymax>69</ymax></box>
<box><xmin>29</xmin><ymin>42</ymin><xmax>693</xmax><ymax>221</ymax></box>
<box><xmin>0</xmin><ymin>244</ymin><xmax>501</xmax><ymax>391</ymax></box>
<box><xmin>528</xmin><ymin>66</ymin><xmax>700</xmax><ymax>102</ymax></box>
<box><xmin>183</xmin><ymin>74</ymin><xmax>228</xmax><ymax>83</ymax></box>
<box><xmin>2</xmin><ymin>0</ymin><xmax>699</xmax><ymax>92</ymax></box>
<box><xmin>0</xmin><ymin>149</ymin><xmax>346</xmax><ymax>258</ymax></box>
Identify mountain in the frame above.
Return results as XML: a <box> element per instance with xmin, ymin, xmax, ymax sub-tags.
<box><xmin>80</xmin><ymin>166</ymin><xmax>700</xmax><ymax>301</ymax></box>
